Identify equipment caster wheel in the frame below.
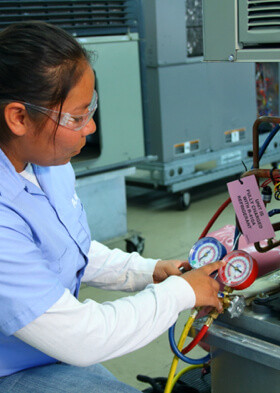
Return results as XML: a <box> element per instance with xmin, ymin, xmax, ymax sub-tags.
<box><xmin>178</xmin><ymin>192</ymin><xmax>191</xmax><ymax>210</ymax></box>
<box><xmin>125</xmin><ymin>235</ymin><xmax>145</xmax><ymax>254</ymax></box>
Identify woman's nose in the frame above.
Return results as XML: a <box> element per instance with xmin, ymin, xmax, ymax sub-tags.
<box><xmin>82</xmin><ymin>118</ymin><xmax>96</xmax><ymax>136</ymax></box>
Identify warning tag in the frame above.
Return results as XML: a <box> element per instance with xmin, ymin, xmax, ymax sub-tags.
<box><xmin>227</xmin><ymin>175</ymin><xmax>275</xmax><ymax>244</ymax></box>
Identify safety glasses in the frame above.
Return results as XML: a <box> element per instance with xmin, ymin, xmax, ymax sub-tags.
<box><xmin>23</xmin><ymin>90</ymin><xmax>98</xmax><ymax>131</ymax></box>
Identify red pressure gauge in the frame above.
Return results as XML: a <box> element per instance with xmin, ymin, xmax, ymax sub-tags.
<box><xmin>218</xmin><ymin>250</ymin><xmax>258</xmax><ymax>290</ymax></box>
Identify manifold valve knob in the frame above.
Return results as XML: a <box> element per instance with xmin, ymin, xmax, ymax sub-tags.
<box><xmin>227</xmin><ymin>295</ymin><xmax>246</xmax><ymax>318</ymax></box>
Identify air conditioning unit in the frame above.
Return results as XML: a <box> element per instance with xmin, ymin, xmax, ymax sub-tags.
<box><xmin>203</xmin><ymin>0</ymin><xmax>280</xmax><ymax>62</ymax></box>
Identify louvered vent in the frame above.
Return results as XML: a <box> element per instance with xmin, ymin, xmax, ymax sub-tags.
<box><xmin>0</xmin><ymin>0</ymin><xmax>140</xmax><ymax>36</ymax></box>
<box><xmin>247</xmin><ymin>0</ymin><xmax>280</xmax><ymax>31</ymax></box>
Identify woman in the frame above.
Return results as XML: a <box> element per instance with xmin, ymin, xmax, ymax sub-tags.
<box><xmin>0</xmin><ymin>21</ymin><xmax>223</xmax><ymax>392</ymax></box>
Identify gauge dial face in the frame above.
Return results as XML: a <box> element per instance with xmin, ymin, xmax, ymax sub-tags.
<box><xmin>219</xmin><ymin>250</ymin><xmax>258</xmax><ymax>289</ymax></box>
<box><xmin>189</xmin><ymin>237</ymin><xmax>226</xmax><ymax>269</ymax></box>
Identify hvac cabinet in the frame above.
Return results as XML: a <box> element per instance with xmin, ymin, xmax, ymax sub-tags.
<box><xmin>74</xmin><ymin>33</ymin><xmax>145</xmax><ymax>241</ymax></box>
<box><xmin>128</xmin><ymin>0</ymin><xmax>280</xmax><ymax>208</ymax></box>
<box><xmin>74</xmin><ymin>34</ymin><xmax>145</xmax><ymax>177</ymax></box>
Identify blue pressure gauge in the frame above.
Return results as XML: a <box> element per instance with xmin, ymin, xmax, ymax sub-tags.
<box><xmin>189</xmin><ymin>237</ymin><xmax>227</xmax><ymax>269</ymax></box>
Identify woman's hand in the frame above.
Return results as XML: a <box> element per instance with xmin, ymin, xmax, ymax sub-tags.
<box><xmin>181</xmin><ymin>261</ymin><xmax>225</xmax><ymax>311</ymax></box>
<box><xmin>153</xmin><ymin>259</ymin><xmax>225</xmax><ymax>312</ymax></box>
<box><xmin>153</xmin><ymin>259</ymin><xmax>191</xmax><ymax>284</ymax></box>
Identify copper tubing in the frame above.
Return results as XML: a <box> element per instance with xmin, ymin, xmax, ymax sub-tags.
<box><xmin>254</xmin><ymin>238</ymin><xmax>280</xmax><ymax>253</ymax></box>
<box><xmin>241</xmin><ymin>168</ymin><xmax>280</xmax><ymax>180</ymax></box>
<box><xmin>254</xmin><ymin>222</ymin><xmax>280</xmax><ymax>252</ymax></box>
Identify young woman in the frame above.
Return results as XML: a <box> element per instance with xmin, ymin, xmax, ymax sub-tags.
<box><xmin>0</xmin><ymin>21</ymin><xmax>223</xmax><ymax>392</ymax></box>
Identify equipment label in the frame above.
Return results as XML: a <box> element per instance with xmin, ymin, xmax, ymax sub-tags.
<box><xmin>227</xmin><ymin>175</ymin><xmax>275</xmax><ymax>244</ymax></box>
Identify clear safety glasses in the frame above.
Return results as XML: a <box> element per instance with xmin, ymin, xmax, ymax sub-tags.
<box><xmin>23</xmin><ymin>90</ymin><xmax>98</xmax><ymax>131</ymax></box>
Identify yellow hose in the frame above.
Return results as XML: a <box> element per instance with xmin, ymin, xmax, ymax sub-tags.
<box><xmin>170</xmin><ymin>364</ymin><xmax>203</xmax><ymax>391</ymax></box>
<box><xmin>164</xmin><ymin>310</ymin><xmax>199</xmax><ymax>393</ymax></box>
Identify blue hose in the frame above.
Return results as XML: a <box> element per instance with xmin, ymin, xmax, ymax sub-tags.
<box><xmin>258</xmin><ymin>123</ymin><xmax>280</xmax><ymax>162</ymax></box>
<box><xmin>268</xmin><ymin>209</ymin><xmax>280</xmax><ymax>217</ymax></box>
<box><xmin>168</xmin><ymin>323</ymin><xmax>210</xmax><ymax>365</ymax></box>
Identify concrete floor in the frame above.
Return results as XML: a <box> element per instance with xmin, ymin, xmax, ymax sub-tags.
<box><xmin>78</xmin><ymin>179</ymin><xmax>236</xmax><ymax>391</ymax></box>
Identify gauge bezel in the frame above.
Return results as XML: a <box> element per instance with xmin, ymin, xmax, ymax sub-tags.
<box><xmin>189</xmin><ymin>237</ymin><xmax>227</xmax><ymax>269</ymax></box>
<box><xmin>219</xmin><ymin>250</ymin><xmax>258</xmax><ymax>290</ymax></box>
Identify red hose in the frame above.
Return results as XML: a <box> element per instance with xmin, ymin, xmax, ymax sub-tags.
<box><xmin>199</xmin><ymin>197</ymin><xmax>231</xmax><ymax>239</ymax></box>
<box><xmin>181</xmin><ymin>324</ymin><xmax>209</xmax><ymax>354</ymax></box>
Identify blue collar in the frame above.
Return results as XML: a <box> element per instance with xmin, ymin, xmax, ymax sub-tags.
<box><xmin>0</xmin><ymin>149</ymin><xmax>46</xmax><ymax>200</ymax></box>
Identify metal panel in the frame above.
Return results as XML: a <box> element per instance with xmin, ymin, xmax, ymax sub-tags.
<box><xmin>146</xmin><ymin>61</ymin><xmax>256</xmax><ymax>164</ymax></box>
<box><xmin>202</xmin><ymin>0</ymin><xmax>237</xmax><ymax>62</ymax></box>
<box><xmin>0</xmin><ymin>0</ymin><xmax>140</xmax><ymax>36</ymax></box>
<box><xmin>73</xmin><ymin>34</ymin><xmax>145</xmax><ymax>176</ymax></box>
<box><xmin>144</xmin><ymin>0</ymin><xmax>187</xmax><ymax>67</ymax></box>
<box><xmin>75</xmin><ymin>167</ymin><xmax>135</xmax><ymax>241</ymax></box>
<box><xmin>207</xmin><ymin>62</ymin><xmax>257</xmax><ymax>151</ymax></box>
<box><xmin>192</xmin><ymin>306</ymin><xmax>280</xmax><ymax>393</ymax></box>
<box><xmin>211</xmin><ymin>351</ymin><xmax>280</xmax><ymax>393</ymax></box>
<box><xmin>146</xmin><ymin>62</ymin><xmax>211</xmax><ymax>162</ymax></box>
<box><xmin>203</xmin><ymin>0</ymin><xmax>280</xmax><ymax>62</ymax></box>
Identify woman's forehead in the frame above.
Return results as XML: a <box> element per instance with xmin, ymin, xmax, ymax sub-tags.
<box><xmin>64</xmin><ymin>65</ymin><xmax>95</xmax><ymax>110</ymax></box>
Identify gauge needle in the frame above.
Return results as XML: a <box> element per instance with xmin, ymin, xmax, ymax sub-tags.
<box><xmin>230</xmin><ymin>263</ymin><xmax>242</xmax><ymax>273</ymax></box>
<box><xmin>199</xmin><ymin>250</ymin><xmax>210</xmax><ymax>260</ymax></box>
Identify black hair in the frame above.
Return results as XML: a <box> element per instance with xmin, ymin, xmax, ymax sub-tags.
<box><xmin>0</xmin><ymin>21</ymin><xmax>91</xmax><ymax>143</ymax></box>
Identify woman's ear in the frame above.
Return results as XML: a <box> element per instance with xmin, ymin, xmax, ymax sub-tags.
<box><xmin>4</xmin><ymin>103</ymin><xmax>29</xmax><ymax>136</ymax></box>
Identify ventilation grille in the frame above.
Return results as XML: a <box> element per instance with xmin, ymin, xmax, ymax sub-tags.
<box><xmin>247</xmin><ymin>0</ymin><xmax>280</xmax><ymax>31</ymax></box>
<box><xmin>0</xmin><ymin>0</ymin><xmax>140</xmax><ymax>36</ymax></box>
<box><xmin>186</xmin><ymin>0</ymin><xmax>203</xmax><ymax>57</ymax></box>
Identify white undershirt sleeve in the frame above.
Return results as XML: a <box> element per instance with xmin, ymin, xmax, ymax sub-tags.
<box><xmin>82</xmin><ymin>240</ymin><xmax>159</xmax><ymax>291</ymax></box>
<box><xmin>15</xmin><ymin>277</ymin><xmax>196</xmax><ymax>367</ymax></box>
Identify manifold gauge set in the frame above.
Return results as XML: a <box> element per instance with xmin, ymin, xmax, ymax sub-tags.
<box><xmin>189</xmin><ymin>237</ymin><xmax>258</xmax><ymax>291</ymax></box>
